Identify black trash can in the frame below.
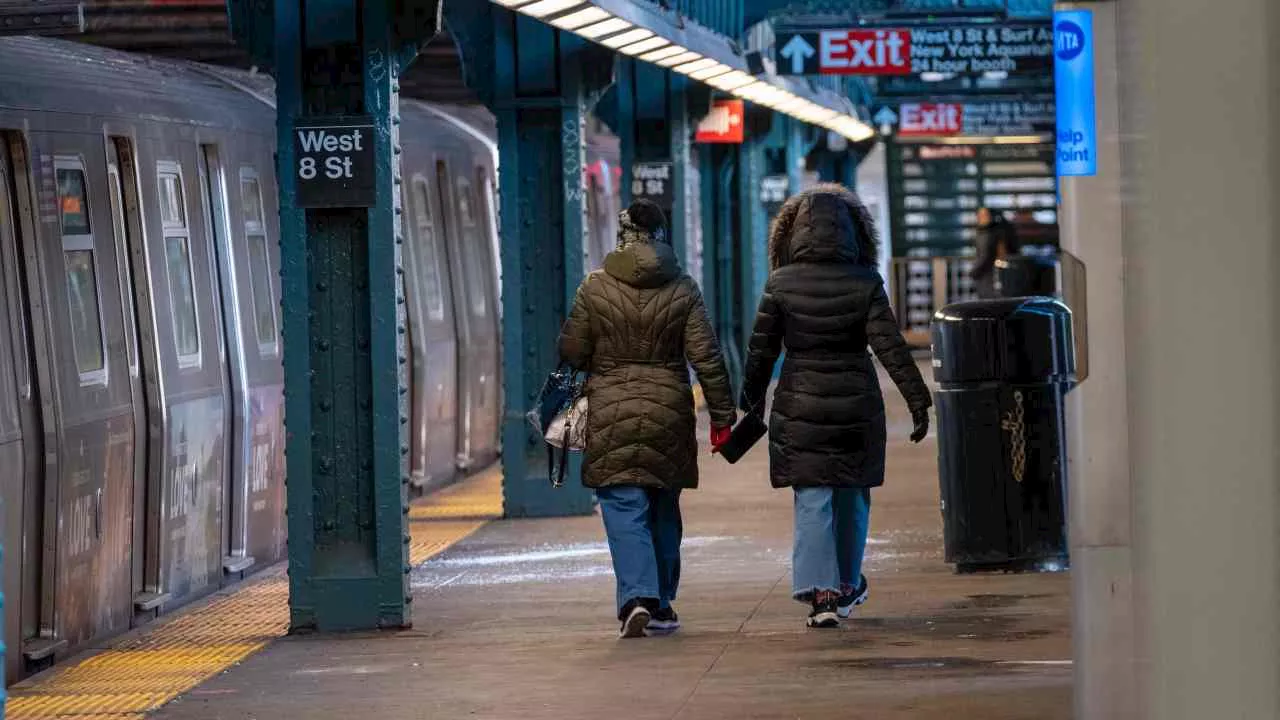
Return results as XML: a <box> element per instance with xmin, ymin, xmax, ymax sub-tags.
<box><xmin>930</xmin><ymin>297</ymin><xmax>1075</xmax><ymax>573</ymax></box>
<box><xmin>994</xmin><ymin>253</ymin><xmax>1059</xmax><ymax>297</ymax></box>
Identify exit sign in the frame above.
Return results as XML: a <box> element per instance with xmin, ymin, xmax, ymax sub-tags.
<box><xmin>695</xmin><ymin>100</ymin><xmax>744</xmax><ymax>144</ymax></box>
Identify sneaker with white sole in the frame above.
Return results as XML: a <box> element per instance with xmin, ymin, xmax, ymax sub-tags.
<box><xmin>619</xmin><ymin>602</ymin><xmax>652</xmax><ymax>639</ymax></box>
<box><xmin>647</xmin><ymin>607</ymin><xmax>680</xmax><ymax>635</ymax></box>
<box><xmin>837</xmin><ymin>575</ymin><xmax>869</xmax><ymax>619</ymax></box>
<box><xmin>807</xmin><ymin>593</ymin><xmax>840</xmax><ymax>629</ymax></box>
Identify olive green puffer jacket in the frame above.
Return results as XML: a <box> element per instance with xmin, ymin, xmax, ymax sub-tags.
<box><xmin>558</xmin><ymin>232</ymin><xmax>736</xmax><ymax>491</ymax></box>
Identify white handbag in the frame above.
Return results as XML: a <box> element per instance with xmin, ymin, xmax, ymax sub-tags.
<box><xmin>544</xmin><ymin>395</ymin><xmax>588</xmax><ymax>451</ymax></box>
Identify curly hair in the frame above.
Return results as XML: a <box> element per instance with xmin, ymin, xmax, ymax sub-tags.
<box><xmin>767</xmin><ymin>183</ymin><xmax>880</xmax><ymax>271</ymax></box>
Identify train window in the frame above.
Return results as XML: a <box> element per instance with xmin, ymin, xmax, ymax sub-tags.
<box><xmin>411</xmin><ymin>176</ymin><xmax>445</xmax><ymax>323</ymax></box>
<box><xmin>63</xmin><ymin>250</ymin><xmax>106</xmax><ymax>378</ymax></box>
<box><xmin>455</xmin><ymin>176</ymin><xmax>489</xmax><ymax>319</ymax></box>
<box><xmin>240</xmin><ymin>170</ymin><xmax>278</xmax><ymax>354</ymax></box>
<box><xmin>56</xmin><ymin>161</ymin><xmax>107</xmax><ymax>384</ymax></box>
<box><xmin>157</xmin><ymin>163</ymin><xmax>201</xmax><ymax>366</ymax></box>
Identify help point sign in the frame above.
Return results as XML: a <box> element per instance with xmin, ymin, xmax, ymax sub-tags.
<box><xmin>1054</xmin><ymin>10</ymin><xmax>1097</xmax><ymax>176</ymax></box>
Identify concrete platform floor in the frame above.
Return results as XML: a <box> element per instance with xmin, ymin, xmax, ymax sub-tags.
<box><xmin>155</xmin><ymin>370</ymin><xmax>1072</xmax><ymax>720</ymax></box>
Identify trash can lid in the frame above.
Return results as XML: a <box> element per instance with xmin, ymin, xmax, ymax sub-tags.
<box><xmin>933</xmin><ymin>296</ymin><xmax>1068</xmax><ymax>324</ymax></box>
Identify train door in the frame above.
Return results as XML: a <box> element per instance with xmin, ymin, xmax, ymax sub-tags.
<box><xmin>105</xmin><ymin>139</ymin><xmax>150</xmax><ymax>618</ymax></box>
<box><xmin>18</xmin><ymin>134</ymin><xmax>137</xmax><ymax>660</ymax></box>
<box><xmin>406</xmin><ymin>172</ymin><xmax>459</xmax><ymax>488</ymax></box>
<box><xmin>459</xmin><ymin>168</ymin><xmax>499</xmax><ymax>466</ymax></box>
<box><xmin>0</xmin><ymin>136</ymin><xmax>43</xmax><ymax>681</ymax></box>
<box><xmin>197</xmin><ymin>145</ymin><xmax>253</xmax><ymax>576</ymax></box>
<box><xmin>433</xmin><ymin>160</ymin><xmax>481</xmax><ymax>471</ymax></box>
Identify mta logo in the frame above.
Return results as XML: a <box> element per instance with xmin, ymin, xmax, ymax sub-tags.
<box><xmin>1055</xmin><ymin>21</ymin><xmax>1085</xmax><ymax>61</ymax></box>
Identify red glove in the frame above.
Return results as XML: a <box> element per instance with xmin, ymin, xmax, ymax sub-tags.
<box><xmin>710</xmin><ymin>426</ymin><xmax>732</xmax><ymax>453</ymax></box>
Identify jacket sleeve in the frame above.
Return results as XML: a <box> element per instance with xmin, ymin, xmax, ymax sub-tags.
<box><xmin>867</xmin><ymin>282</ymin><xmax>932</xmax><ymax>413</ymax></box>
<box><xmin>740</xmin><ymin>277</ymin><xmax>784</xmax><ymax>415</ymax></box>
<box><xmin>683</xmin><ymin>282</ymin><xmax>737</xmax><ymax>428</ymax></box>
<box><xmin>558</xmin><ymin>280</ymin><xmax>594</xmax><ymax>371</ymax></box>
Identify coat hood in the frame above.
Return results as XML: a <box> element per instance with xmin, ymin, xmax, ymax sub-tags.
<box><xmin>604</xmin><ymin>208</ymin><xmax>680</xmax><ymax>288</ymax></box>
<box><xmin>768</xmin><ymin>183</ymin><xmax>880</xmax><ymax>271</ymax></box>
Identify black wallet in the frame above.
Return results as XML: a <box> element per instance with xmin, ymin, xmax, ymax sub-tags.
<box><xmin>718</xmin><ymin>412</ymin><xmax>767</xmax><ymax>464</ymax></box>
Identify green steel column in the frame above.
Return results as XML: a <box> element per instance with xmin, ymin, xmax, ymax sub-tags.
<box><xmin>486</xmin><ymin>13</ymin><xmax>610</xmax><ymax>518</ymax></box>
<box><xmin>230</xmin><ymin>0</ymin><xmax>437</xmax><ymax>632</ymax></box>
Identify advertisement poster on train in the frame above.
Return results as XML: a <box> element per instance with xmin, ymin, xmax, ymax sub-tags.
<box><xmin>776</xmin><ymin>23</ymin><xmax>1053</xmax><ymax>77</ymax></box>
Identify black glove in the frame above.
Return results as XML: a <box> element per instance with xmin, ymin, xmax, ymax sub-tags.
<box><xmin>910</xmin><ymin>408</ymin><xmax>930</xmax><ymax>443</ymax></box>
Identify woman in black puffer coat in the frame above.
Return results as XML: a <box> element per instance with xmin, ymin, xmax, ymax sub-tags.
<box><xmin>740</xmin><ymin>184</ymin><xmax>932</xmax><ymax>629</ymax></box>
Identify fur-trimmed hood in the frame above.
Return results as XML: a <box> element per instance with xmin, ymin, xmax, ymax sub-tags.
<box><xmin>767</xmin><ymin>183</ymin><xmax>880</xmax><ymax>271</ymax></box>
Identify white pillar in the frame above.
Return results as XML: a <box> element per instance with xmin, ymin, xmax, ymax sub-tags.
<box><xmin>1056</xmin><ymin>3</ymin><xmax>1137</xmax><ymax>717</ymax></box>
<box><xmin>1062</xmin><ymin>1</ymin><xmax>1280</xmax><ymax>717</ymax></box>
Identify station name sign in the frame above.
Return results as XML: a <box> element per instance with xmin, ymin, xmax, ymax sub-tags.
<box><xmin>776</xmin><ymin>23</ymin><xmax>1052</xmax><ymax>77</ymax></box>
<box><xmin>293</xmin><ymin>116</ymin><xmax>377</xmax><ymax>208</ymax></box>
<box><xmin>631</xmin><ymin>162</ymin><xmax>674</xmax><ymax>209</ymax></box>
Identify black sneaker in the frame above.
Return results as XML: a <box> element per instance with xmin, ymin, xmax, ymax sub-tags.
<box><xmin>807</xmin><ymin>594</ymin><xmax>840</xmax><ymax>628</ymax></box>
<box><xmin>619</xmin><ymin>600</ymin><xmax>652</xmax><ymax>639</ymax></box>
<box><xmin>837</xmin><ymin>575</ymin><xmax>869</xmax><ymax>619</ymax></box>
<box><xmin>648</xmin><ymin>607</ymin><xmax>680</xmax><ymax>635</ymax></box>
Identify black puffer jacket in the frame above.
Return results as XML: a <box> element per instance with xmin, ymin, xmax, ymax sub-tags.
<box><xmin>559</xmin><ymin>215</ymin><xmax>736</xmax><ymax>491</ymax></box>
<box><xmin>741</xmin><ymin>184</ymin><xmax>931</xmax><ymax>489</ymax></box>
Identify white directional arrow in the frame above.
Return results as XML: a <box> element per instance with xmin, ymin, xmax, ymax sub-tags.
<box><xmin>873</xmin><ymin>107</ymin><xmax>899</xmax><ymax>127</ymax></box>
<box><xmin>779</xmin><ymin>34</ymin><xmax>816</xmax><ymax>75</ymax></box>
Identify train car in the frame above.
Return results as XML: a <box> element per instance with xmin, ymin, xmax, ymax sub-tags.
<box><xmin>0</xmin><ymin>35</ymin><xmax>625</xmax><ymax>681</ymax></box>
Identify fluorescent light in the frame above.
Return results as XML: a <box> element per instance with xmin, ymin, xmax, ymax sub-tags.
<box><xmin>619</xmin><ymin>36</ymin><xmax>669</xmax><ymax>56</ymax></box>
<box><xmin>639</xmin><ymin>45</ymin><xmax>687</xmax><ymax>63</ymax></box>
<box><xmin>576</xmin><ymin>17</ymin><xmax>630</xmax><ymax>38</ymax></box>
<box><xmin>495</xmin><ymin>0</ymin><xmax>537</xmax><ymax>6</ymax></box>
<box><xmin>657</xmin><ymin>50</ymin><xmax>701</xmax><ymax>67</ymax></box>
<box><xmin>601</xmin><ymin>27</ymin><xmax>652</xmax><ymax>48</ymax></box>
<box><xmin>707</xmin><ymin>70</ymin><xmax>754</xmax><ymax>91</ymax></box>
<box><xmin>688</xmin><ymin>63</ymin><xmax>732</xmax><ymax>81</ymax></box>
<box><xmin>517</xmin><ymin>0</ymin><xmax>585</xmax><ymax>17</ymax></box>
<box><xmin>550</xmin><ymin>6</ymin><xmax>609</xmax><ymax>29</ymax></box>
<box><xmin>672</xmin><ymin>57</ymin><xmax>717</xmax><ymax>75</ymax></box>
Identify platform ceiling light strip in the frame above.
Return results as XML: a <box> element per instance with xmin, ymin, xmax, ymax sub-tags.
<box><xmin>518</xmin><ymin>0</ymin><xmax>586</xmax><ymax>17</ymax></box>
<box><xmin>550</xmin><ymin>6</ymin><xmax>609</xmax><ymax>29</ymax></box>
<box><xmin>501</xmin><ymin>0</ymin><xmax>875</xmax><ymax>142</ymax></box>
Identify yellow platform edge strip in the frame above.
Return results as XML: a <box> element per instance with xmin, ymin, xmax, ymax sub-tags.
<box><xmin>7</xmin><ymin>470</ymin><xmax>503</xmax><ymax>720</ymax></box>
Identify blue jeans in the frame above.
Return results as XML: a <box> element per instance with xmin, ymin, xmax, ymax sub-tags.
<box><xmin>792</xmin><ymin>487</ymin><xmax>872</xmax><ymax>601</ymax></box>
<box><xmin>596</xmin><ymin>487</ymin><xmax>682</xmax><ymax>617</ymax></box>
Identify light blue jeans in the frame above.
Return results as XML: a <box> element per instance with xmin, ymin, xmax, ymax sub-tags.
<box><xmin>792</xmin><ymin>487</ymin><xmax>872</xmax><ymax>601</ymax></box>
<box><xmin>596</xmin><ymin>487</ymin><xmax>682</xmax><ymax>617</ymax></box>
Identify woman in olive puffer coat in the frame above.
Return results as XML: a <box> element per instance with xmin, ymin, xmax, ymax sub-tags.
<box><xmin>740</xmin><ymin>184</ymin><xmax>932</xmax><ymax>629</ymax></box>
<box><xmin>559</xmin><ymin>199</ymin><xmax>736</xmax><ymax>639</ymax></box>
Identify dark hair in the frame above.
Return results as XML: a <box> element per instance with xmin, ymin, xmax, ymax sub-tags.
<box><xmin>626</xmin><ymin>199</ymin><xmax>667</xmax><ymax>235</ymax></box>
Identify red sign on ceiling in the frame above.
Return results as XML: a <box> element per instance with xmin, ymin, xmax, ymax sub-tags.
<box><xmin>898</xmin><ymin>103</ymin><xmax>964</xmax><ymax>137</ymax></box>
<box><xmin>695</xmin><ymin>100</ymin><xmax>745</xmax><ymax>144</ymax></box>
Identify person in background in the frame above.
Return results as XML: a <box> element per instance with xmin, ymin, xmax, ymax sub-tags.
<box><xmin>971</xmin><ymin>207</ymin><xmax>1020</xmax><ymax>299</ymax></box>
<box><xmin>559</xmin><ymin>199</ymin><xmax>737</xmax><ymax>639</ymax></box>
<box><xmin>740</xmin><ymin>184</ymin><xmax>932</xmax><ymax>629</ymax></box>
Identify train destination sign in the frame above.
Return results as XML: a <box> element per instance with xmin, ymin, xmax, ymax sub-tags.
<box><xmin>776</xmin><ymin>23</ymin><xmax>1053</xmax><ymax>77</ymax></box>
<box><xmin>293</xmin><ymin>116</ymin><xmax>376</xmax><ymax>208</ymax></box>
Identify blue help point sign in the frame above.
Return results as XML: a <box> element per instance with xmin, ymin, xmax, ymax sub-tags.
<box><xmin>1054</xmin><ymin>9</ymin><xmax>1097</xmax><ymax>176</ymax></box>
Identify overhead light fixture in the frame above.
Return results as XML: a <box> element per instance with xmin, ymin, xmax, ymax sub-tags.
<box><xmin>601</xmin><ymin>27</ymin><xmax>653</xmax><ymax>49</ymax></box>
<box><xmin>517</xmin><ymin>0</ymin><xmax>586</xmax><ymax>17</ymax></box>
<box><xmin>618</xmin><ymin>36</ymin><xmax>670</xmax><ymax>56</ymax></box>
<box><xmin>639</xmin><ymin>45</ymin><xmax>687</xmax><ymax>63</ymax></box>
<box><xmin>656</xmin><ymin>50</ymin><xmax>701</xmax><ymax>68</ymax></box>
<box><xmin>672</xmin><ymin>57</ymin><xmax>717</xmax><ymax>75</ymax></box>
<box><xmin>495</xmin><ymin>0</ymin><xmax>537</xmax><ymax>6</ymax></box>
<box><xmin>575</xmin><ymin>17</ymin><xmax>630</xmax><ymax>38</ymax></box>
<box><xmin>707</xmin><ymin>70</ymin><xmax>754</xmax><ymax>91</ymax></box>
<box><xmin>688</xmin><ymin>62</ymin><xmax>732</xmax><ymax>81</ymax></box>
<box><xmin>549</xmin><ymin>6</ymin><xmax>610</xmax><ymax>30</ymax></box>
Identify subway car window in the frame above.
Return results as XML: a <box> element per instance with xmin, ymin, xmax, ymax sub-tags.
<box><xmin>56</xmin><ymin>163</ymin><xmax>107</xmax><ymax>382</ymax></box>
<box><xmin>411</xmin><ymin>177</ymin><xmax>445</xmax><ymax>323</ymax></box>
<box><xmin>456</xmin><ymin>176</ymin><xmax>489</xmax><ymax>318</ymax></box>
<box><xmin>240</xmin><ymin>170</ymin><xmax>278</xmax><ymax>353</ymax></box>
<box><xmin>158</xmin><ymin>164</ymin><xmax>200</xmax><ymax>365</ymax></box>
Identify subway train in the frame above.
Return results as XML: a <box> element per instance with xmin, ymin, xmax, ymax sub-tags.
<box><xmin>0</xmin><ymin>36</ymin><xmax>621</xmax><ymax>681</ymax></box>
